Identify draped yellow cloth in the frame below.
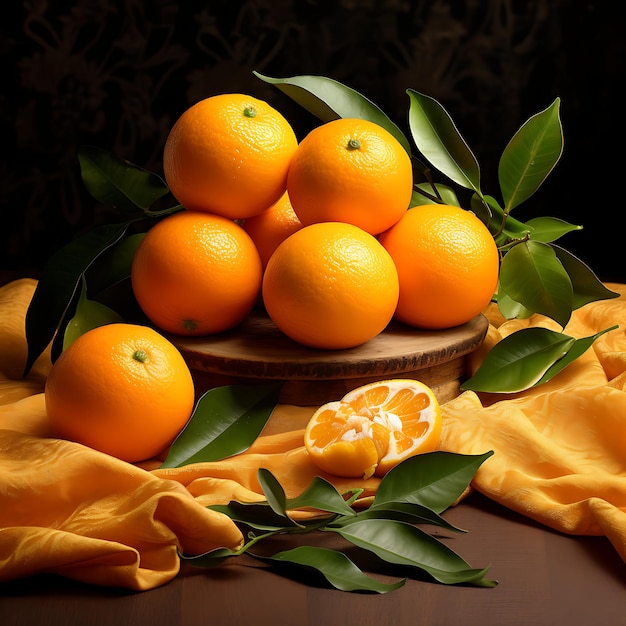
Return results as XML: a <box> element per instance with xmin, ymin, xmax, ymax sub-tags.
<box><xmin>2</xmin><ymin>277</ymin><xmax>626</xmax><ymax>590</ymax></box>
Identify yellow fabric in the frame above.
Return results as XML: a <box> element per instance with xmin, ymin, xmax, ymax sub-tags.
<box><xmin>2</xmin><ymin>278</ymin><xmax>626</xmax><ymax>590</ymax></box>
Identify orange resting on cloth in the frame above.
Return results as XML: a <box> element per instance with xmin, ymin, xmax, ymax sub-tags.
<box><xmin>2</xmin><ymin>277</ymin><xmax>626</xmax><ymax>590</ymax></box>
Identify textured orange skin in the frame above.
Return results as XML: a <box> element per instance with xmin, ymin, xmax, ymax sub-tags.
<box><xmin>286</xmin><ymin>118</ymin><xmax>413</xmax><ymax>235</ymax></box>
<box><xmin>45</xmin><ymin>323</ymin><xmax>195</xmax><ymax>463</ymax></box>
<box><xmin>262</xmin><ymin>222</ymin><xmax>399</xmax><ymax>350</ymax></box>
<box><xmin>163</xmin><ymin>94</ymin><xmax>298</xmax><ymax>219</ymax></box>
<box><xmin>379</xmin><ymin>204</ymin><xmax>500</xmax><ymax>329</ymax></box>
<box><xmin>131</xmin><ymin>211</ymin><xmax>262</xmax><ymax>336</ymax></box>
<box><xmin>241</xmin><ymin>191</ymin><xmax>303</xmax><ymax>268</ymax></box>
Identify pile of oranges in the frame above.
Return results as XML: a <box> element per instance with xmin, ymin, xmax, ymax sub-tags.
<box><xmin>131</xmin><ymin>93</ymin><xmax>500</xmax><ymax>351</ymax></box>
<box><xmin>44</xmin><ymin>91</ymin><xmax>499</xmax><ymax>471</ymax></box>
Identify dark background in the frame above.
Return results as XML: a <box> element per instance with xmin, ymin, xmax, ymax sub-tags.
<box><xmin>2</xmin><ymin>0</ymin><xmax>624</xmax><ymax>282</ymax></box>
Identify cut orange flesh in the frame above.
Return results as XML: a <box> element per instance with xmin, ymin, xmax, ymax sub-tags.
<box><xmin>304</xmin><ymin>379</ymin><xmax>442</xmax><ymax>478</ymax></box>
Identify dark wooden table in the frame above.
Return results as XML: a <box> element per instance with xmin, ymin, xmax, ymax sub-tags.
<box><xmin>1</xmin><ymin>491</ymin><xmax>624</xmax><ymax>626</ymax></box>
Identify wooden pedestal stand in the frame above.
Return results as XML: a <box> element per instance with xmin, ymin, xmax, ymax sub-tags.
<box><xmin>173</xmin><ymin>312</ymin><xmax>489</xmax><ymax>407</ymax></box>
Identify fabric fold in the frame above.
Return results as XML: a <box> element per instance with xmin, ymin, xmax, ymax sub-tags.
<box><xmin>2</xmin><ymin>278</ymin><xmax>626</xmax><ymax>590</ymax></box>
<box><xmin>0</xmin><ymin>419</ymin><xmax>245</xmax><ymax>590</ymax></box>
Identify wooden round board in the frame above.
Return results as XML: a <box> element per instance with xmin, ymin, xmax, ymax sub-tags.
<box><xmin>172</xmin><ymin>311</ymin><xmax>489</xmax><ymax>406</ymax></box>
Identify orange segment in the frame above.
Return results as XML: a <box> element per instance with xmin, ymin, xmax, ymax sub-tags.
<box><xmin>304</xmin><ymin>379</ymin><xmax>442</xmax><ymax>478</ymax></box>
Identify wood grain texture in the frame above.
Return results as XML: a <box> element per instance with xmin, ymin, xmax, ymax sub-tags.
<box><xmin>172</xmin><ymin>312</ymin><xmax>489</xmax><ymax>405</ymax></box>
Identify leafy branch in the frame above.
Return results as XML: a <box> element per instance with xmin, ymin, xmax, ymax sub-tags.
<box><xmin>181</xmin><ymin>453</ymin><xmax>496</xmax><ymax>593</ymax></box>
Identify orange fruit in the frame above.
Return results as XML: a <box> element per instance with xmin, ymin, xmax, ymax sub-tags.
<box><xmin>163</xmin><ymin>93</ymin><xmax>298</xmax><ymax>219</ymax></box>
<box><xmin>241</xmin><ymin>191</ymin><xmax>303</xmax><ymax>268</ymax></box>
<box><xmin>262</xmin><ymin>222</ymin><xmax>399</xmax><ymax>350</ymax></box>
<box><xmin>44</xmin><ymin>323</ymin><xmax>195</xmax><ymax>462</ymax></box>
<box><xmin>131</xmin><ymin>210</ymin><xmax>262</xmax><ymax>336</ymax></box>
<box><xmin>379</xmin><ymin>204</ymin><xmax>499</xmax><ymax>329</ymax></box>
<box><xmin>286</xmin><ymin>118</ymin><xmax>413</xmax><ymax>235</ymax></box>
<box><xmin>304</xmin><ymin>379</ymin><xmax>442</xmax><ymax>478</ymax></box>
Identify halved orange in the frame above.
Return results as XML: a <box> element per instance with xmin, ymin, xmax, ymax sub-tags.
<box><xmin>304</xmin><ymin>379</ymin><xmax>442</xmax><ymax>479</ymax></box>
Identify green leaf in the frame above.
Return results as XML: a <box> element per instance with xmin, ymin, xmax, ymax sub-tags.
<box><xmin>210</xmin><ymin>473</ymin><xmax>356</xmax><ymax>530</ymax></box>
<box><xmin>180</xmin><ymin>546</ymin><xmax>239</xmax><ymax>568</ymax></box>
<box><xmin>159</xmin><ymin>383</ymin><xmax>281</xmax><ymax>468</ymax></box>
<box><xmin>258</xmin><ymin>468</ymin><xmax>291</xmax><ymax>521</ymax></box>
<box><xmin>474</xmin><ymin>194</ymin><xmax>531</xmax><ymax>244</ymax></box>
<box><xmin>534</xmin><ymin>325</ymin><xmax>618</xmax><ymax>387</ymax></box>
<box><xmin>286</xmin><ymin>475</ymin><xmax>357</xmax><ymax>518</ymax></box>
<box><xmin>372</xmin><ymin>451</ymin><xmax>494</xmax><ymax>514</ymax></box>
<box><xmin>553</xmin><ymin>245</ymin><xmax>620</xmax><ymax>309</ymax></box>
<box><xmin>461</xmin><ymin>327</ymin><xmax>576</xmax><ymax>393</ymax></box>
<box><xmin>407</xmin><ymin>89</ymin><xmax>481</xmax><ymax>193</ymax></box>
<box><xmin>469</xmin><ymin>193</ymin><xmax>496</xmax><ymax>232</ymax></box>
<box><xmin>24</xmin><ymin>222</ymin><xmax>130</xmax><ymax>374</ymax></box>
<box><xmin>526</xmin><ymin>216</ymin><xmax>582</xmax><ymax>243</ymax></box>
<box><xmin>498</xmin><ymin>98</ymin><xmax>563</xmax><ymax>212</ymax></box>
<box><xmin>254</xmin><ymin>546</ymin><xmax>406</xmax><ymax>593</ymax></box>
<box><xmin>85</xmin><ymin>232</ymin><xmax>146</xmax><ymax>296</ymax></box>
<box><xmin>62</xmin><ymin>276</ymin><xmax>124</xmax><ymax>349</ymax></box>
<box><xmin>495</xmin><ymin>287</ymin><xmax>534</xmax><ymax>320</ymax></box>
<box><xmin>83</xmin><ymin>233</ymin><xmax>148</xmax><ymax>323</ymax></box>
<box><xmin>336</xmin><ymin>501</ymin><xmax>464</xmax><ymax>534</ymax></box>
<box><xmin>330</xmin><ymin>518</ymin><xmax>496</xmax><ymax>586</ymax></box>
<box><xmin>254</xmin><ymin>72</ymin><xmax>411</xmax><ymax>154</ymax></box>
<box><xmin>499</xmin><ymin>240</ymin><xmax>573</xmax><ymax>327</ymax></box>
<box><xmin>78</xmin><ymin>146</ymin><xmax>171</xmax><ymax>214</ymax></box>
<box><xmin>209</xmin><ymin>501</ymin><xmax>304</xmax><ymax>531</ymax></box>
<box><xmin>411</xmin><ymin>183</ymin><xmax>460</xmax><ymax>208</ymax></box>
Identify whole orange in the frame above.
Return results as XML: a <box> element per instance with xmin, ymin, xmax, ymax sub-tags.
<box><xmin>262</xmin><ymin>222</ymin><xmax>399</xmax><ymax>350</ymax></box>
<box><xmin>44</xmin><ymin>323</ymin><xmax>195</xmax><ymax>462</ymax></box>
<box><xmin>131</xmin><ymin>210</ymin><xmax>262</xmax><ymax>336</ymax></box>
<box><xmin>241</xmin><ymin>191</ymin><xmax>303</xmax><ymax>268</ymax></box>
<box><xmin>286</xmin><ymin>118</ymin><xmax>413</xmax><ymax>235</ymax></box>
<box><xmin>378</xmin><ymin>204</ymin><xmax>499</xmax><ymax>329</ymax></box>
<box><xmin>163</xmin><ymin>93</ymin><xmax>298</xmax><ymax>219</ymax></box>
